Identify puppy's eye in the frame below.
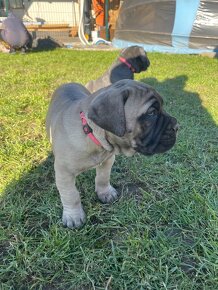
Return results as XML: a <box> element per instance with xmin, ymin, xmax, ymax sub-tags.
<box><xmin>147</xmin><ymin>108</ymin><xmax>158</xmax><ymax>116</ymax></box>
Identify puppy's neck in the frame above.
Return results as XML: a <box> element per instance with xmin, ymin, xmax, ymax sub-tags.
<box><xmin>86</xmin><ymin>115</ymin><xmax>114</xmax><ymax>152</ymax></box>
<box><xmin>109</xmin><ymin>60</ymin><xmax>133</xmax><ymax>83</ymax></box>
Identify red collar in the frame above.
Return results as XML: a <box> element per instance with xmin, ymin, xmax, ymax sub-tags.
<box><xmin>80</xmin><ymin>112</ymin><xmax>101</xmax><ymax>146</ymax></box>
<box><xmin>119</xmin><ymin>56</ymin><xmax>136</xmax><ymax>73</ymax></box>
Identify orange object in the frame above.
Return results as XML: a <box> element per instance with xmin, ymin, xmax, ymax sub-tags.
<box><xmin>92</xmin><ymin>0</ymin><xmax>105</xmax><ymax>27</ymax></box>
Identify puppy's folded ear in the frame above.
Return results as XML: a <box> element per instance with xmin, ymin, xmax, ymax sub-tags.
<box><xmin>88</xmin><ymin>85</ymin><xmax>128</xmax><ymax>137</ymax></box>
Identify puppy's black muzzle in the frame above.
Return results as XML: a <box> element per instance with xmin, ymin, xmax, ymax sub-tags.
<box><xmin>134</xmin><ymin>114</ymin><xmax>178</xmax><ymax>156</ymax></box>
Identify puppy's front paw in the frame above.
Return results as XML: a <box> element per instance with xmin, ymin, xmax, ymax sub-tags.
<box><xmin>97</xmin><ymin>186</ymin><xmax>118</xmax><ymax>204</ymax></box>
<box><xmin>62</xmin><ymin>207</ymin><xmax>86</xmax><ymax>229</ymax></box>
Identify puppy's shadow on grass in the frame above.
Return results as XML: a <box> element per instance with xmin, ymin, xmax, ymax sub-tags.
<box><xmin>31</xmin><ymin>36</ymin><xmax>64</xmax><ymax>53</ymax></box>
<box><xmin>1</xmin><ymin>153</ymin><xmax>59</xmax><ymax>233</ymax></box>
<box><xmin>140</xmin><ymin>74</ymin><xmax>217</xmax><ymax>132</ymax></box>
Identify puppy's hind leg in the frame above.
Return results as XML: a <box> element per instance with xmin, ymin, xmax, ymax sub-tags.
<box><xmin>55</xmin><ymin>161</ymin><xmax>86</xmax><ymax>229</ymax></box>
<box><xmin>95</xmin><ymin>155</ymin><xmax>118</xmax><ymax>203</ymax></box>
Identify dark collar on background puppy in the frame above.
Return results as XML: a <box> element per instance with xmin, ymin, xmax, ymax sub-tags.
<box><xmin>80</xmin><ymin>112</ymin><xmax>101</xmax><ymax>146</ymax></box>
<box><xmin>119</xmin><ymin>56</ymin><xmax>136</xmax><ymax>73</ymax></box>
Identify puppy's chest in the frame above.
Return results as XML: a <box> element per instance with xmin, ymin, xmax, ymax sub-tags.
<box><xmin>76</xmin><ymin>150</ymin><xmax>112</xmax><ymax>174</ymax></box>
<box><xmin>90</xmin><ymin>150</ymin><xmax>112</xmax><ymax>167</ymax></box>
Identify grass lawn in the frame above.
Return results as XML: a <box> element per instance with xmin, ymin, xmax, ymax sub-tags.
<box><xmin>0</xmin><ymin>48</ymin><xmax>218</xmax><ymax>290</ymax></box>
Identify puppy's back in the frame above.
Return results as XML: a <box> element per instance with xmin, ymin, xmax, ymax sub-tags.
<box><xmin>46</xmin><ymin>83</ymin><xmax>90</xmax><ymax>140</ymax></box>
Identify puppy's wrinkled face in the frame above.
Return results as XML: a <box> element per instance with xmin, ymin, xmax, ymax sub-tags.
<box><xmin>132</xmin><ymin>93</ymin><xmax>178</xmax><ymax>156</ymax></box>
<box><xmin>88</xmin><ymin>80</ymin><xmax>178</xmax><ymax>157</ymax></box>
<box><xmin>120</xmin><ymin>46</ymin><xmax>150</xmax><ymax>72</ymax></box>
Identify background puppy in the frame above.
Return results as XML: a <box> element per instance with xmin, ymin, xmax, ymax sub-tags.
<box><xmin>0</xmin><ymin>12</ymin><xmax>32</xmax><ymax>53</ymax></box>
<box><xmin>85</xmin><ymin>46</ymin><xmax>150</xmax><ymax>93</ymax></box>
<box><xmin>46</xmin><ymin>79</ymin><xmax>178</xmax><ymax>229</ymax></box>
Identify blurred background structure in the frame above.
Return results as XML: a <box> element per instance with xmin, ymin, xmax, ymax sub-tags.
<box><xmin>0</xmin><ymin>0</ymin><xmax>217</xmax><ymax>54</ymax></box>
<box><xmin>0</xmin><ymin>0</ymin><xmax>120</xmax><ymax>45</ymax></box>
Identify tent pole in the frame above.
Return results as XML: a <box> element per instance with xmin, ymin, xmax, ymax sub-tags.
<box><xmin>105</xmin><ymin>0</ymin><xmax>109</xmax><ymax>40</ymax></box>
